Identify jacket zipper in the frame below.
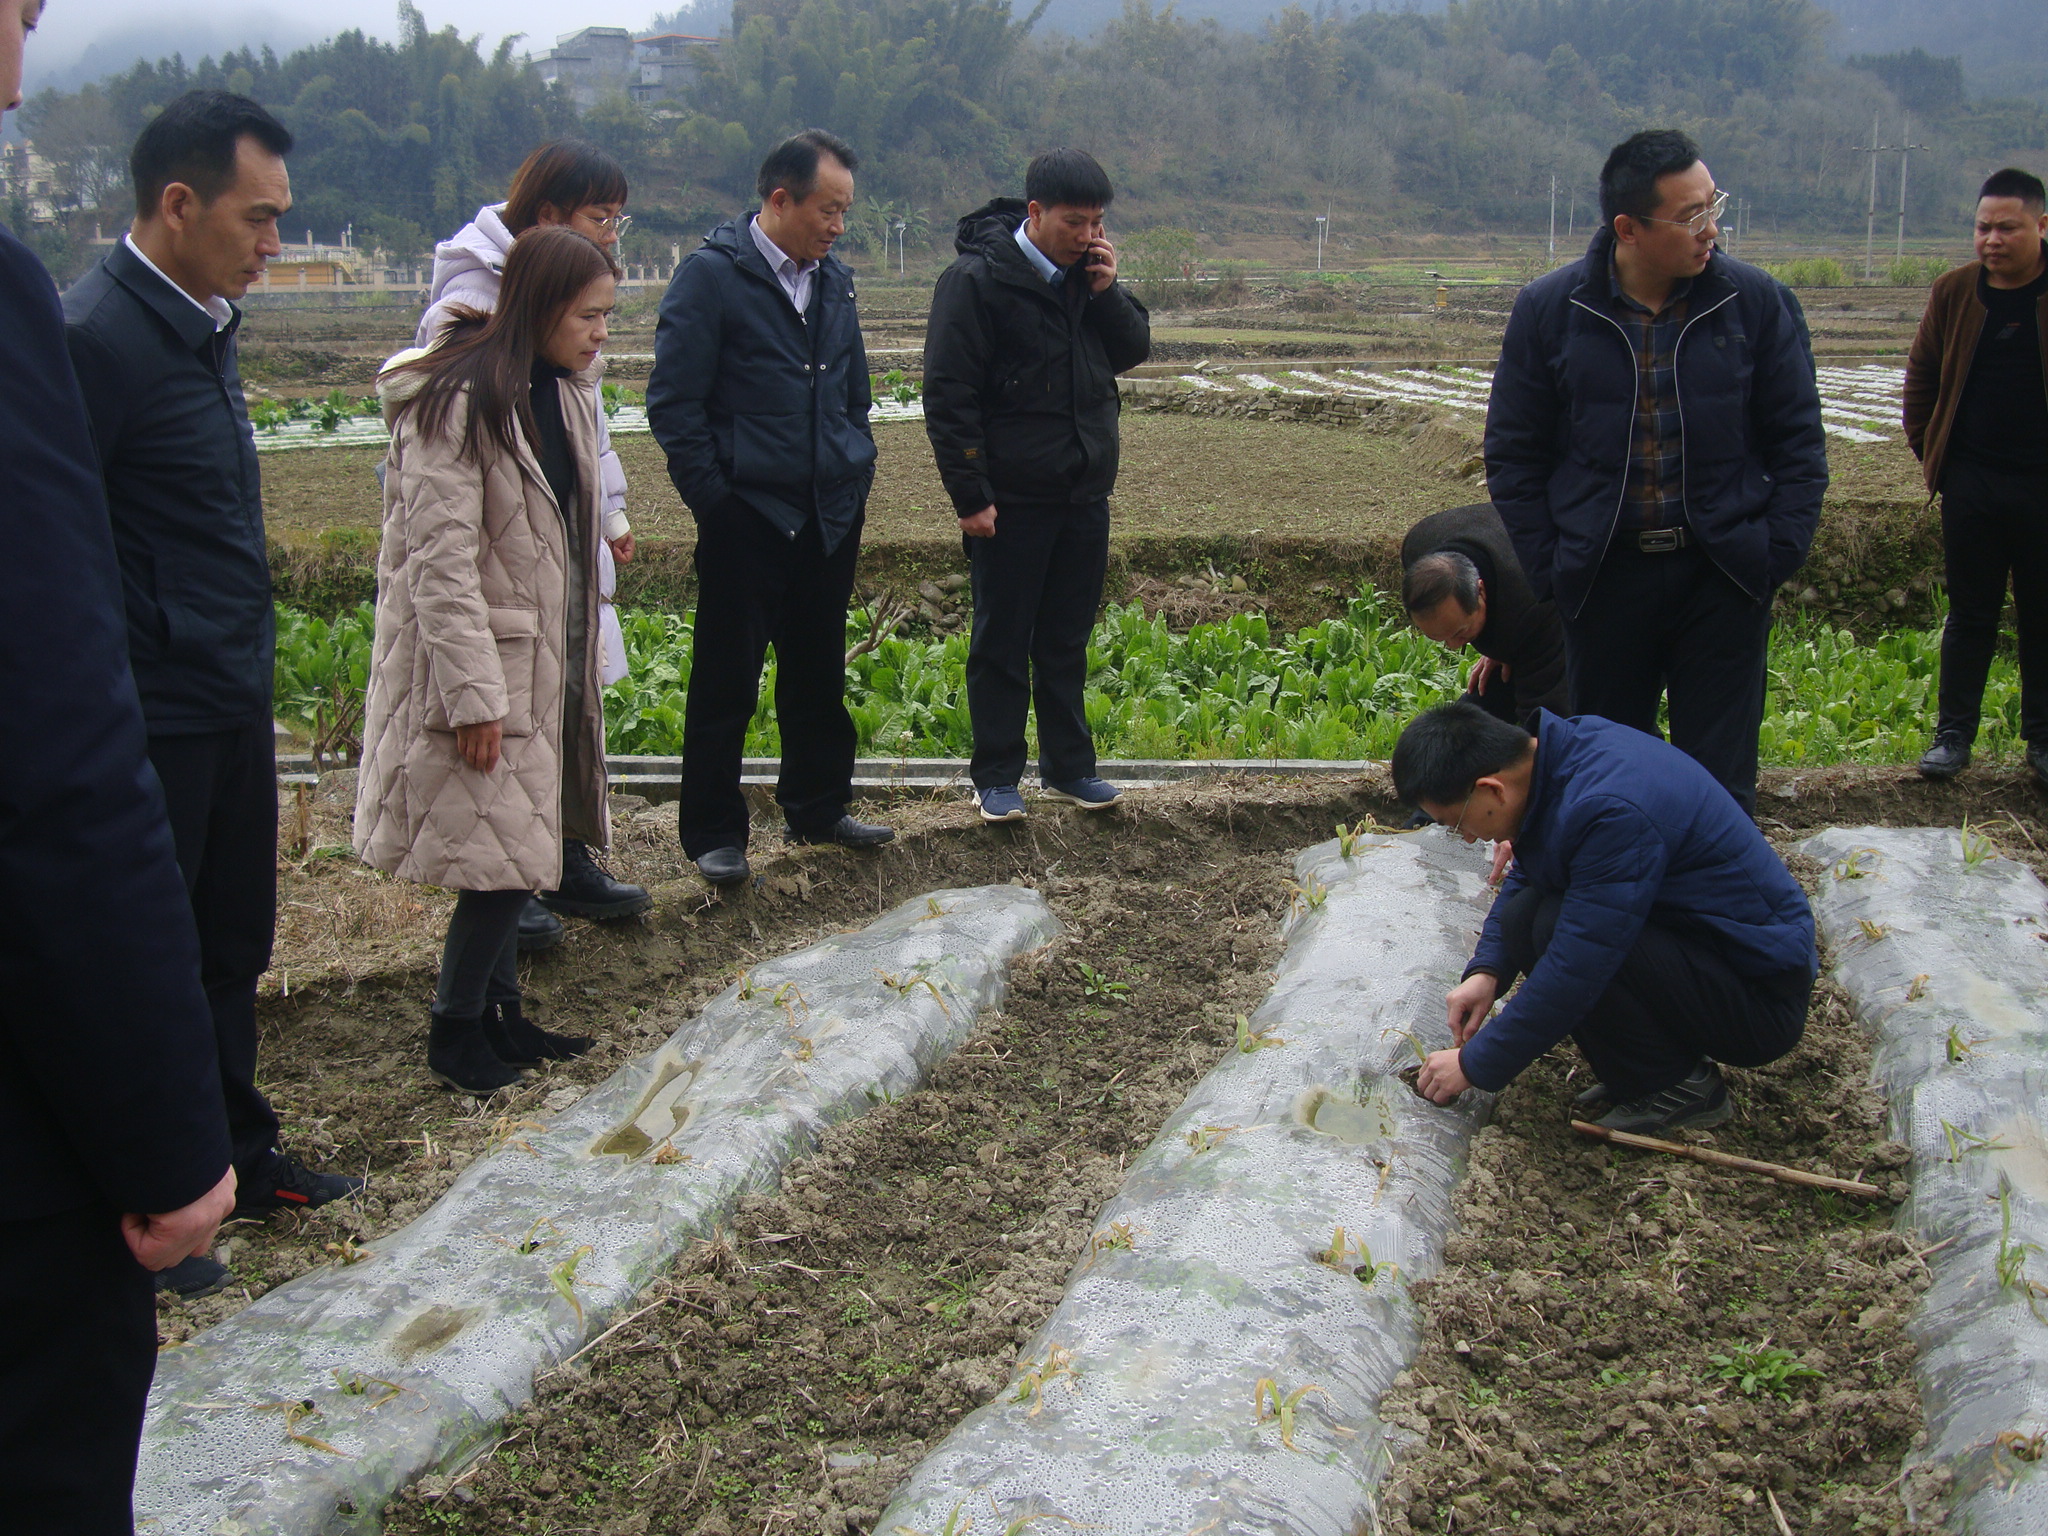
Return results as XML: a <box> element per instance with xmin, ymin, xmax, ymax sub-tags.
<box><xmin>1566</xmin><ymin>295</ymin><xmax>1641</xmax><ymax>621</ymax></box>
<box><xmin>1669</xmin><ymin>290</ymin><xmax>1750</xmax><ymax>599</ymax></box>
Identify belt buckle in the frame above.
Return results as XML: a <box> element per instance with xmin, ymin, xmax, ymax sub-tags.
<box><xmin>1638</xmin><ymin>528</ymin><xmax>1682</xmax><ymax>553</ymax></box>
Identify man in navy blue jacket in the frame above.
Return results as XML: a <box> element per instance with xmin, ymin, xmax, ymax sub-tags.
<box><xmin>1485</xmin><ymin>130</ymin><xmax>1827</xmax><ymax>814</ymax></box>
<box><xmin>1394</xmin><ymin>702</ymin><xmax>1815</xmax><ymax>1133</ymax></box>
<box><xmin>647</xmin><ymin>129</ymin><xmax>890</xmax><ymax>887</ymax></box>
<box><xmin>1</xmin><ymin>21</ymin><xmax>238</xmax><ymax>1514</ymax></box>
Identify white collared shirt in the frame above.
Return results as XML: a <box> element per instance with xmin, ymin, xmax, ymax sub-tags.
<box><xmin>123</xmin><ymin>234</ymin><xmax>234</xmax><ymax>332</ymax></box>
<box><xmin>1014</xmin><ymin>219</ymin><xmax>1064</xmax><ymax>285</ymax></box>
<box><xmin>750</xmin><ymin>216</ymin><xmax>819</xmax><ymax>316</ymax></box>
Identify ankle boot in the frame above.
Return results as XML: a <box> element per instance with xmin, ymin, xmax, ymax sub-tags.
<box><xmin>481</xmin><ymin>999</ymin><xmax>595</xmax><ymax>1065</ymax></box>
<box><xmin>539</xmin><ymin>840</ymin><xmax>653</xmax><ymax>920</ymax></box>
<box><xmin>428</xmin><ymin>1011</ymin><xmax>527</xmax><ymax>1093</ymax></box>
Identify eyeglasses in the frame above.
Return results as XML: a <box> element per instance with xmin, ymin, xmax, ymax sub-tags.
<box><xmin>582</xmin><ymin>211</ymin><xmax>632</xmax><ymax>237</ymax></box>
<box><xmin>1444</xmin><ymin>793</ymin><xmax>1477</xmax><ymax>840</ymax></box>
<box><xmin>1635</xmin><ymin>189</ymin><xmax>1728</xmax><ymax>238</ymax></box>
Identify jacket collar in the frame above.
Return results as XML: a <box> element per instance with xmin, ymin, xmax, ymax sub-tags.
<box><xmin>106</xmin><ymin>238</ymin><xmax>238</xmax><ymax>352</ymax></box>
<box><xmin>708</xmin><ymin>212</ymin><xmax>845</xmax><ymax>297</ymax></box>
<box><xmin>1516</xmin><ymin>708</ymin><xmax>1571</xmax><ymax>845</ymax></box>
<box><xmin>1569</xmin><ymin>225</ymin><xmax>1733</xmax><ymax>312</ymax></box>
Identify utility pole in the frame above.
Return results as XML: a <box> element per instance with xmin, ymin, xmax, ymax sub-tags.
<box><xmin>1852</xmin><ymin>114</ymin><xmax>1893</xmax><ymax>280</ymax></box>
<box><xmin>1896</xmin><ymin>116</ymin><xmax>1928</xmax><ymax>261</ymax></box>
<box><xmin>1314</xmin><ymin>214</ymin><xmax>1327</xmax><ymax>272</ymax></box>
<box><xmin>1548</xmin><ymin>174</ymin><xmax>1557</xmax><ymax>264</ymax></box>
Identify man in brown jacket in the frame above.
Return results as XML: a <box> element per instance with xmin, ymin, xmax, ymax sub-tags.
<box><xmin>1905</xmin><ymin>166</ymin><xmax>2048</xmax><ymax>783</ymax></box>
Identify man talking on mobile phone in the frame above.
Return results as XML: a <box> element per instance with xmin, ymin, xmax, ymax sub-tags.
<box><xmin>923</xmin><ymin>148</ymin><xmax>1151</xmax><ymax>823</ymax></box>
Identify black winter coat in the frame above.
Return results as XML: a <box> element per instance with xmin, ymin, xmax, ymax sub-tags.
<box><xmin>1400</xmin><ymin>501</ymin><xmax>1569</xmax><ymax>717</ymax></box>
<box><xmin>646</xmin><ymin>214</ymin><xmax>875</xmax><ymax>554</ymax></box>
<box><xmin>1</xmin><ymin>227</ymin><xmax>231</xmax><ymax>1221</ymax></box>
<box><xmin>62</xmin><ymin>241</ymin><xmax>275</xmax><ymax>734</ymax></box>
<box><xmin>1484</xmin><ymin>229</ymin><xmax>1828</xmax><ymax>619</ymax></box>
<box><xmin>923</xmin><ymin>198</ymin><xmax>1151</xmax><ymax>515</ymax></box>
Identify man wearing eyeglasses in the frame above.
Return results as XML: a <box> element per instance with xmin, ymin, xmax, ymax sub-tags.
<box><xmin>1485</xmin><ymin>129</ymin><xmax>1828</xmax><ymax>814</ymax></box>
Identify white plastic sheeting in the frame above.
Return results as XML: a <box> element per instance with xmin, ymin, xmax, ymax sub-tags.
<box><xmin>134</xmin><ymin>885</ymin><xmax>1059</xmax><ymax>1535</ymax></box>
<box><xmin>1804</xmin><ymin>827</ymin><xmax>2048</xmax><ymax>1531</ymax></box>
<box><xmin>877</xmin><ymin>832</ymin><xmax>1496</xmax><ymax>1535</ymax></box>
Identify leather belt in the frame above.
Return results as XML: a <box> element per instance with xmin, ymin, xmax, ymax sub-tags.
<box><xmin>1629</xmin><ymin>527</ymin><xmax>1690</xmax><ymax>553</ymax></box>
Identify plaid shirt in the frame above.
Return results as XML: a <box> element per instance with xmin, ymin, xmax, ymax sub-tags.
<box><xmin>1609</xmin><ymin>257</ymin><xmax>1691</xmax><ymax>531</ymax></box>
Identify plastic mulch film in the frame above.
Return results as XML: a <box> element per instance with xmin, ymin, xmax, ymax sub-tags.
<box><xmin>134</xmin><ymin>885</ymin><xmax>1059</xmax><ymax>1536</ymax></box>
<box><xmin>876</xmin><ymin>831</ymin><xmax>1497</xmax><ymax>1536</ymax></box>
<box><xmin>1803</xmin><ymin>827</ymin><xmax>2048</xmax><ymax>1531</ymax></box>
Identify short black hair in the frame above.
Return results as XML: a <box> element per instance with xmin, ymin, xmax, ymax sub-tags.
<box><xmin>1979</xmin><ymin>167</ymin><xmax>2047</xmax><ymax>214</ymax></box>
<box><xmin>1599</xmin><ymin>129</ymin><xmax>1702</xmax><ymax>226</ymax></box>
<box><xmin>1026</xmin><ymin>148</ymin><xmax>1114</xmax><ymax>211</ymax></box>
<box><xmin>1403</xmin><ymin>550</ymin><xmax>1482</xmax><ymax>615</ymax></box>
<box><xmin>131</xmin><ymin>89</ymin><xmax>293</xmax><ymax>219</ymax></box>
<box><xmin>757</xmin><ymin>129</ymin><xmax>858</xmax><ymax>204</ymax></box>
<box><xmin>1390</xmin><ymin>701</ymin><xmax>1534</xmax><ymax>808</ymax></box>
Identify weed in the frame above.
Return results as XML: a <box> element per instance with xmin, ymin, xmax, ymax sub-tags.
<box><xmin>1940</xmin><ymin>1120</ymin><xmax>2013</xmax><ymax>1163</ymax></box>
<box><xmin>1462</xmin><ymin>1384</ymin><xmax>1503</xmax><ymax>1410</ymax></box>
<box><xmin>1709</xmin><ymin>1342</ymin><xmax>1824</xmax><ymax>1397</ymax></box>
<box><xmin>550</xmin><ymin>1245</ymin><xmax>594</xmax><ymax>1330</ymax></box>
<box><xmin>1595</xmin><ymin>1367</ymin><xmax>1639</xmax><ymax>1388</ymax></box>
<box><xmin>1254</xmin><ymin>1377</ymin><xmax>1329</xmax><ymax>1451</ymax></box>
<box><xmin>1011</xmin><ymin>1346</ymin><xmax>1076</xmax><ymax>1416</ymax></box>
<box><xmin>1074</xmin><ymin>961</ymin><xmax>1129</xmax><ymax>1002</ymax></box>
<box><xmin>1234</xmin><ymin>1015</ymin><xmax>1285</xmax><ymax>1053</ymax></box>
<box><xmin>255</xmin><ymin>1398</ymin><xmax>348</xmax><ymax>1456</ymax></box>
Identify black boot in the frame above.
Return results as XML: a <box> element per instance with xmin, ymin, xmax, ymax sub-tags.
<box><xmin>428</xmin><ymin>1011</ymin><xmax>527</xmax><ymax>1093</ymax></box>
<box><xmin>540</xmin><ymin>840</ymin><xmax>653</xmax><ymax>920</ymax></box>
<box><xmin>481</xmin><ymin>999</ymin><xmax>595</xmax><ymax>1066</ymax></box>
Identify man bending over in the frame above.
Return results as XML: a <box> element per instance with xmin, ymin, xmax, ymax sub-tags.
<box><xmin>1394</xmin><ymin>701</ymin><xmax>1815</xmax><ymax>1133</ymax></box>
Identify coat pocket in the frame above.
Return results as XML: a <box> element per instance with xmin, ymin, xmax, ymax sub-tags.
<box><xmin>486</xmin><ymin>606</ymin><xmax>541</xmax><ymax>739</ymax></box>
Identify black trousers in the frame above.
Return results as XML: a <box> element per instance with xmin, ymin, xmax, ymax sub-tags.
<box><xmin>1562</xmin><ymin>543</ymin><xmax>1774</xmax><ymax>814</ymax></box>
<box><xmin>432</xmin><ymin>889</ymin><xmax>528</xmax><ymax>1020</ymax></box>
<box><xmin>1937</xmin><ymin>459</ymin><xmax>2048</xmax><ymax>747</ymax></box>
<box><xmin>147</xmin><ymin>718</ymin><xmax>281</xmax><ymax>1182</ymax></box>
<box><xmin>965</xmin><ymin>497</ymin><xmax>1111</xmax><ymax>790</ymax></box>
<box><xmin>0</xmin><ymin>1206</ymin><xmax>158</xmax><ymax>1534</ymax></box>
<box><xmin>1496</xmin><ymin>886</ymin><xmax>1810</xmax><ymax>1100</ymax></box>
<box><xmin>678</xmin><ymin>505</ymin><xmax>861</xmax><ymax>857</ymax></box>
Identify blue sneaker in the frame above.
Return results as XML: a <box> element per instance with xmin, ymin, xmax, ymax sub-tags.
<box><xmin>1042</xmin><ymin>776</ymin><xmax>1121</xmax><ymax>810</ymax></box>
<box><xmin>977</xmin><ymin>785</ymin><xmax>1028</xmax><ymax>823</ymax></box>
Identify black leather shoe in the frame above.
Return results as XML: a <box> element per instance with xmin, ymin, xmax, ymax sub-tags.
<box><xmin>540</xmin><ymin>840</ymin><xmax>653</xmax><ymax>920</ymax></box>
<box><xmin>1917</xmin><ymin>734</ymin><xmax>1970</xmax><ymax>780</ymax></box>
<box><xmin>482</xmin><ymin>999</ymin><xmax>595</xmax><ymax>1065</ymax></box>
<box><xmin>154</xmin><ymin>1254</ymin><xmax>234</xmax><ymax>1299</ymax></box>
<box><xmin>428</xmin><ymin>1011</ymin><xmax>527</xmax><ymax>1093</ymax></box>
<box><xmin>695</xmin><ymin>845</ymin><xmax>752</xmax><ymax>887</ymax></box>
<box><xmin>789</xmin><ymin>814</ymin><xmax>896</xmax><ymax>848</ymax></box>
<box><xmin>517</xmin><ymin>897</ymin><xmax>565</xmax><ymax>952</ymax></box>
<box><xmin>233</xmin><ymin>1153</ymin><xmax>366</xmax><ymax>1219</ymax></box>
<box><xmin>2029</xmin><ymin>743</ymin><xmax>2048</xmax><ymax>791</ymax></box>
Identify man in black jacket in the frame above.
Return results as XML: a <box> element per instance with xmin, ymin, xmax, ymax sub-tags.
<box><xmin>1485</xmin><ymin>130</ymin><xmax>1827</xmax><ymax>814</ymax></box>
<box><xmin>2</xmin><ymin>21</ymin><xmax>237</xmax><ymax>1522</ymax></box>
<box><xmin>924</xmin><ymin>149</ymin><xmax>1151</xmax><ymax>822</ymax></box>
<box><xmin>1401</xmin><ymin>501</ymin><xmax>1569</xmax><ymax>725</ymax></box>
<box><xmin>62</xmin><ymin>91</ymin><xmax>361</xmax><ymax>1298</ymax></box>
<box><xmin>647</xmin><ymin>130</ymin><xmax>891</xmax><ymax>887</ymax></box>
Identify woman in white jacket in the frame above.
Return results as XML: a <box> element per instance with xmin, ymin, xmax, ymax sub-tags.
<box><xmin>422</xmin><ymin>140</ymin><xmax>651</xmax><ymax>940</ymax></box>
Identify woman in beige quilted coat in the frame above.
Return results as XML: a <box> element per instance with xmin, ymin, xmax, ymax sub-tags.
<box><xmin>355</xmin><ymin>226</ymin><xmax>619</xmax><ymax>1092</ymax></box>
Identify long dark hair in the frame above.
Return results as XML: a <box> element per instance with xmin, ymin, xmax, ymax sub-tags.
<box><xmin>505</xmin><ymin>140</ymin><xmax>629</xmax><ymax>233</ymax></box>
<box><xmin>395</xmin><ymin>226</ymin><xmax>620</xmax><ymax>464</ymax></box>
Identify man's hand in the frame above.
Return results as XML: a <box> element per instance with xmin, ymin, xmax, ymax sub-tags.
<box><xmin>1083</xmin><ymin>238</ymin><xmax>1118</xmax><ymax>294</ymax></box>
<box><xmin>456</xmin><ymin>719</ymin><xmax>504</xmax><ymax>774</ymax></box>
<box><xmin>1489</xmin><ymin>839</ymin><xmax>1515</xmax><ymax>886</ymax></box>
<box><xmin>122</xmin><ymin>1165</ymin><xmax>237</xmax><ymax>1272</ymax></box>
<box><xmin>1417</xmin><ymin>1048</ymin><xmax>1473</xmax><ymax>1105</ymax></box>
<box><xmin>1446</xmin><ymin>970</ymin><xmax>1499</xmax><ymax>1046</ymax></box>
<box><xmin>608</xmin><ymin>532</ymin><xmax>635</xmax><ymax>564</ymax></box>
<box><xmin>1469</xmin><ymin>655</ymin><xmax>1510</xmax><ymax>695</ymax></box>
<box><xmin>959</xmin><ymin>506</ymin><xmax>997</xmax><ymax>539</ymax></box>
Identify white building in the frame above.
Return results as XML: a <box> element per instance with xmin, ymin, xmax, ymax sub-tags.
<box><xmin>528</xmin><ymin>26</ymin><xmax>720</xmax><ymax>109</ymax></box>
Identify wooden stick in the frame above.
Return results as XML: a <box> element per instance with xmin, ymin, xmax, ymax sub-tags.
<box><xmin>1570</xmin><ymin>1120</ymin><xmax>1887</xmax><ymax>1199</ymax></box>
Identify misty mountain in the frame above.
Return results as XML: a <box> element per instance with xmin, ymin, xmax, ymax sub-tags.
<box><xmin>1824</xmin><ymin>0</ymin><xmax>2048</xmax><ymax>104</ymax></box>
<box><xmin>21</xmin><ymin>14</ymin><xmax>330</xmax><ymax>97</ymax></box>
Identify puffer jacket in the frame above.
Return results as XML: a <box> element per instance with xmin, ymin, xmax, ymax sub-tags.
<box><xmin>353</xmin><ymin>356</ymin><xmax>610</xmax><ymax>891</ymax></box>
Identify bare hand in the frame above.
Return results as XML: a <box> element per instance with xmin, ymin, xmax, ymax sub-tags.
<box><xmin>1446</xmin><ymin>971</ymin><xmax>1499</xmax><ymax>1046</ymax></box>
<box><xmin>1417</xmin><ymin>1048</ymin><xmax>1473</xmax><ymax>1105</ymax></box>
<box><xmin>1469</xmin><ymin>654</ymin><xmax>1502</xmax><ymax>695</ymax></box>
<box><xmin>456</xmin><ymin>719</ymin><xmax>504</xmax><ymax>773</ymax></box>
<box><xmin>122</xmin><ymin>1165</ymin><xmax>237</xmax><ymax>1272</ymax></box>
<box><xmin>959</xmin><ymin>506</ymin><xmax>997</xmax><ymax>539</ymax></box>
<box><xmin>608</xmin><ymin>532</ymin><xmax>635</xmax><ymax>564</ymax></box>
<box><xmin>1083</xmin><ymin>238</ymin><xmax>1118</xmax><ymax>294</ymax></box>
<box><xmin>1489</xmin><ymin>839</ymin><xmax>1515</xmax><ymax>886</ymax></box>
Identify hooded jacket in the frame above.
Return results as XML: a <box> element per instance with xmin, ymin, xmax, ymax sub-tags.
<box><xmin>1400</xmin><ymin>501</ymin><xmax>1568</xmax><ymax>718</ymax></box>
<box><xmin>923</xmin><ymin>197</ymin><xmax>1152</xmax><ymax>515</ymax></box>
<box><xmin>645</xmin><ymin>213</ymin><xmax>875</xmax><ymax>553</ymax></box>
<box><xmin>1483</xmin><ymin>228</ymin><xmax>1828</xmax><ymax>619</ymax></box>
<box><xmin>352</xmin><ymin>355</ymin><xmax>611</xmax><ymax>892</ymax></box>
<box><xmin>1459</xmin><ymin>711</ymin><xmax>1817</xmax><ymax>1092</ymax></box>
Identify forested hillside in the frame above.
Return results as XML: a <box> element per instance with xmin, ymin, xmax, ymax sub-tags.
<box><xmin>13</xmin><ymin>0</ymin><xmax>2046</xmax><ymax>281</ymax></box>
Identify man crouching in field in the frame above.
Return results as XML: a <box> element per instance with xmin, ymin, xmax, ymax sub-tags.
<box><xmin>1394</xmin><ymin>701</ymin><xmax>1816</xmax><ymax>1133</ymax></box>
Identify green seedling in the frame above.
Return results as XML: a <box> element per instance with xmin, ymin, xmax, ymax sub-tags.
<box><xmin>256</xmin><ymin>1398</ymin><xmax>349</xmax><ymax>1456</ymax></box>
<box><xmin>1254</xmin><ymin>1377</ymin><xmax>1328</xmax><ymax>1451</ymax></box>
<box><xmin>1382</xmin><ymin>1027</ymin><xmax>1431</xmax><ymax>1065</ymax></box>
<box><xmin>1011</xmin><ymin>1345</ymin><xmax>1076</xmax><ymax>1416</ymax></box>
<box><xmin>504</xmin><ymin>1217</ymin><xmax>560</xmax><ymax>1256</ymax></box>
<box><xmin>1858</xmin><ymin>918</ymin><xmax>1890</xmax><ymax>943</ymax></box>
<box><xmin>1313</xmin><ymin>1226</ymin><xmax>1399</xmax><ymax>1286</ymax></box>
<box><xmin>1995</xmin><ymin>1184</ymin><xmax>2048</xmax><ymax>1321</ymax></box>
<box><xmin>489</xmin><ymin>1116</ymin><xmax>548</xmax><ymax>1156</ymax></box>
<box><xmin>1287</xmin><ymin>877</ymin><xmax>1330</xmax><ymax>913</ymax></box>
<box><xmin>1941</xmin><ymin>1120</ymin><xmax>2013</xmax><ymax>1163</ymax></box>
<box><xmin>1086</xmin><ymin>1221</ymin><xmax>1138</xmax><ymax>1263</ymax></box>
<box><xmin>1948</xmin><ymin>1024</ymin><xmax>1989</xmax><ymax>1063</ymax></box>
<box><xmin>1962</xmin><ymin>818</ymin><xmax>1998</xmax><ymax>868</ymax></box>
<box><xmin>551</xmin><ymin>1244</ymin><xmax>595</xmax><ymax>1330</ymax></box>
<box><xmin>322</xmin><ymin>1237</ymin><xmax>371</xmax><ymax>1266</ymax></box>
<box><xmin>1595</xmin><ymin>1367</ymin><xmax>1640</xmax><ymax>1388</ymax></box>
<box><xmin>1461</xmin><ymin>1384</ymin><xmax>1503</xmax><ymax>1410</ymax></box>
<box><xmin>1907</xmin><ymin>973</ymin><xmax>1930</xmax><ymax>1003</ymax></box>
<box><xmin>891</xmin><ymin>1507</ymin><xmax>971</xmax><ymax>1536</ymax></box>
<box><xmin>330</xmin><ymin>1367</ymin><xmax>402</xmax><ymax>1409</ymax></box>
<box><xmin>1235</xmin><ymin>1015</ymin><xmax>1285</xmax><ymax>1053</ymax></box>
<box><xmin>1185</xmin><ymin>1124</ymin><xmax>1238</xmax><ymax>1154</ymax></box>
<box><xmin>1993</xmin><ymin>1429</ymin><xmax>2046</xmax><ymax>1482</ymax></box>
<box><xmin>1833</xmin><ymin>848</ymin><xmax>1881</xmax><ymax>881</ymax></box>
<box><xmin>879</xmin><ymin>967</ymin><xmax>954</xmax><ymax>1016</ymax></box>
<box><xmin>735</xmin><ymin>970</ymin><xmax>757</xmax><ymax>1002</ymax></box>
<box><xmin>1709</xmin><ymin>1342</ymin><xmax>1823</xmax><ymax>1398</ymax></box>
<box><xmin>651</xmin><ymin>1139</ymin><xmax>689</xmax><ymax>1166</ymax></box>
<box><xmin>1073</xmin><ymin>961</ymin><xmax>1129</xmax><ymax>1002</ymax></box>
